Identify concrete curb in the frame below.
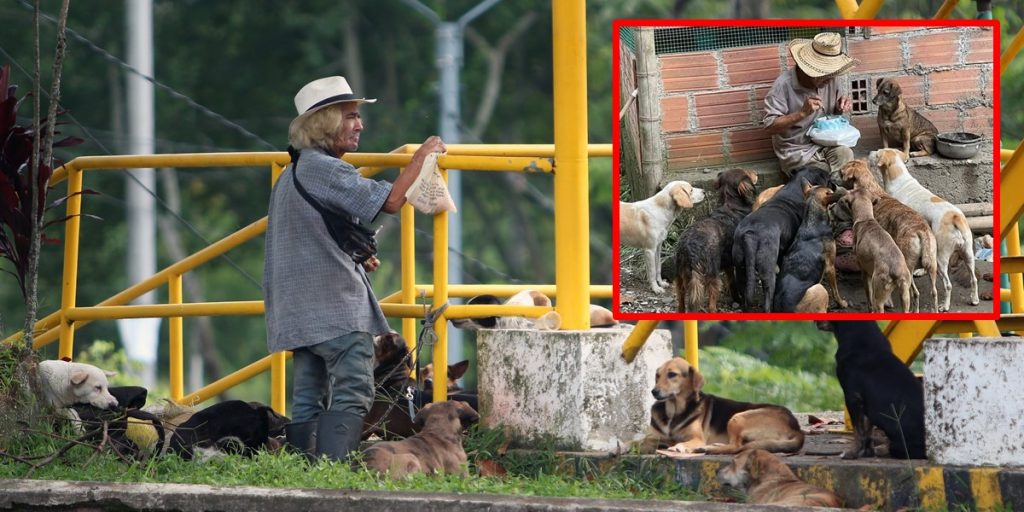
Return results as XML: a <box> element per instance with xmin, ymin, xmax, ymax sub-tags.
<box><xmin>0</xmin><ymin>479</ymin><xmax>831</xmax><ymax>512</ymax></box>
<box><xmin>556</xmin><ymin>453</ymin><xmax>1024</xmax><ymax>511</ymax></box>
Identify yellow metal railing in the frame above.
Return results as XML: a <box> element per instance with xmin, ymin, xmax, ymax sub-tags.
<box><xmin>5</xmin><ymin>138</ymin><xmax>613</xmax><ymax>413</ymax></box>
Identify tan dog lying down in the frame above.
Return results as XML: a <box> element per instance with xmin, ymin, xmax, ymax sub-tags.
<box><xmin>38</xmin><ymin>360</ymin><xmax>119</xmax><ymax>410</ymax></box>
<box><xmin>362</xmin><ymin>401</ymin><xmax>479</xmax><ymax>478</ymax></box>
<box><xmin>718</xmin><ymin>449</ymin><xmax>843</xmax><ymax>508</ymax></box>
<box><xmin>640</xmin><ymin>358</ymin><xmax>803</xmax><ymax>455</ymax></box>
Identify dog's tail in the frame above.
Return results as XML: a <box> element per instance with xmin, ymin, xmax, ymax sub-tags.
<box><xmin>674</xmin><ymin>269</ymin><xmax>705</xmax><ymax>313</ymax></box>
<box><xmin>705</xmin><ymin>432</ymin><xmax>806</xmax><ymax>456</ymax></box>
<box><xmin>738</xmin><ymin>232</ymin><xmax>759</xmax><ymax>309</ymax></box>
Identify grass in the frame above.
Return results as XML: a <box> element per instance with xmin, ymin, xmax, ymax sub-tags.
<box><xmin>0</xmin><ymin>424</ymin><xmax>704</xmax><ymax>503</ymax></box>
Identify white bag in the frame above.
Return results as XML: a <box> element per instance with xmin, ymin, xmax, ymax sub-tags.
<box><xmin>405</xmin><ymin>151</ymin><xmax>457</xmax><ymax>214</ymax></box>
<box><xmin>808</xmin><ymin>115</ymin><xmax>861</xmax><ymax>147</ymax></box>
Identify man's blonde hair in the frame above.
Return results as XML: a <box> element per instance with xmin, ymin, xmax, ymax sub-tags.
<box><xmin>288</xmin><ymin>103</ymin><xmax>345</xmax><ymax>150</ymax></box>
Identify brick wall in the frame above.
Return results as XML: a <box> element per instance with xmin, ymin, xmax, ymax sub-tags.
<box><xmin>658</xmin><ymin>26</ymin><xmax>995</xmax><ymax>170</ymax></box>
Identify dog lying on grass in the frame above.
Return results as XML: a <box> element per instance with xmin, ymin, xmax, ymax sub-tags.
<box><xmin>362</xmin><ymin>400</ymin><xmax>479</xmax><ymax>478</ymax></box>
<box><xmin>38</xmin><ymin>359</ymin><xmax>119</xmax><ymax>411</ymax></box>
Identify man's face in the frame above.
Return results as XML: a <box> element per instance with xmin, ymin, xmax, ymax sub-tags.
<box><xmin>333</xmin><ymin>102</ymin><xmax>363</xmax><ymax>155</ymax></box>
<box><xmin>810</xmin><ymin>74</ymin><xmax>834</xmax><ymax>89</ymax></box>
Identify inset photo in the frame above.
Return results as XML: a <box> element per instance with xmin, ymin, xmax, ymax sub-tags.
<box><xmin>614</xmin><ymin>20</ymin><xmax>998</xmax><ymax>319</ymax></box>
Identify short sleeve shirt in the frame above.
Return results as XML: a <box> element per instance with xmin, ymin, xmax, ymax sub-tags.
<box><xmin>763</xmin><ymin>68</ymin><xmax>840</xmax><ymax>173</ymax></box>
<box><xmin>263</xmin><ymin>147</ymin><xmax>393</xmax><ymax>353</ymax></box>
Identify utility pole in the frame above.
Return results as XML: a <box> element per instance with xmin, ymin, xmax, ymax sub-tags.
<box><xmin>117</xmin><ymin>0</ymin><xmax>159</xmax><ymax>389</ymax></box>
<box><xmin>402</xmin><ymin>0</ymin><xmax>501</xmax><ymax>365</ymax></box>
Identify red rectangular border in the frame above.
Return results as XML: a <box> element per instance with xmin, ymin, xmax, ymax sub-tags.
<box><xmin>612</xmin><ymin>18</ymin><xmax>1001</xmax><ymax>322</ymax></box>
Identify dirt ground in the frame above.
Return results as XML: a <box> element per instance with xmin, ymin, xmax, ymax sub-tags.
<box><xmin>618</xmin><ymin>251</ymin><xmax>997</xmax><ymax>315</ymax></box>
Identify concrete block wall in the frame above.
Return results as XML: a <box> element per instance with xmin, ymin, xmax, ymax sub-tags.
<box><xmin>658</xmin><ymin>26</ymin><xmax>994</xmax><ymax>170</ymax></box>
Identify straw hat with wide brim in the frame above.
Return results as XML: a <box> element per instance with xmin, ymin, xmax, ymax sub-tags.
<box><xmin>292</xmin><ymin>76</ymin><xmax>376</xmax><ymax>122</ymax></box>
<box><xmin>789</xmin><ymin>32</ymin><xmax>857</xmax><ymax>79</ymax></box>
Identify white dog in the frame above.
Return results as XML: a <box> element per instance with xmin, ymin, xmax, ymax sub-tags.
<box><xmin>620</xmin><ymin>181</ymin><xmax>706</xmax><ymax>293</ymax></box>
<box><xmin>38</xmin><ymin>360</ymin><xmax>119</xmax><ymax>410</ymax></box>
<box><xmin>450</xmin><ymin>289</ymin><xmax>620</xmax><ymax>330</ymax></box>
<box><xmin>872</xmin><ymin>148</ymin><xmax>979</xmax><ymax>310</ymax></box>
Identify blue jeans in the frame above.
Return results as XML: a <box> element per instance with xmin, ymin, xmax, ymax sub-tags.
<box><xmin>290</xmin><ymin>331</ymin><xmax>374</xmax><ymax>423</ymax></box>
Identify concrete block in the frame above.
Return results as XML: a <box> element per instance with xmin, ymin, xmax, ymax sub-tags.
<box><xmin>924</xmin><ymin>337</ymin><xmax>1024</xmax><ymax>467</ymax></box>
<box><xmin>477</xmin><ymin>327</ymin><xmax>673</xmax><ymax>452</ymax></box>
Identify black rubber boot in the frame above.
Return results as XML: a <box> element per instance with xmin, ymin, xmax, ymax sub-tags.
<box><xmin>284</xmin><ymin>420</ymin><xmax>317</xmax><ymax>462</ymax></box>
<box><xmin>316</xmin><ymin>410</ymin><xmax>364</xmax><ymax>462</ymax></box>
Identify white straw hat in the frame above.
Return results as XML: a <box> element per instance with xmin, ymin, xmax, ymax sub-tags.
<box><xmin>292</xmin><ymin>76</ymin><xmax>376</xmax><ymax>121</ymax></box>
<box><xmin>789</xmin><ymin>32</ymin><xmax>857</xmax><ymax>78</ymax></box>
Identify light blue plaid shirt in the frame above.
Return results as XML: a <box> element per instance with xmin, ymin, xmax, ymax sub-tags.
<box><xmin>264</xmin><ymin>147</ymin><xmax>392</xmax><ymax>353</ymax></box>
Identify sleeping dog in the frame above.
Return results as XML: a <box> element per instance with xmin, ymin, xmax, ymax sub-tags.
<box><xmin>718</xmin><ymin>449</ymin><xmax>843</xmax><ymax>508</ymax></box>
<box><xmin>816</xmin><ymin>321</ymin><xmax>926</xmax><ymax>459</ymax></box>
<box><xmin>732</xmin><ymin>166</ymin><xmax>831</xmax><ymax>312</ymax></box>
<box><xmin>672</xmin><ymin>168</ymin><xmax>758</xmax><ymax>313</ymax></box>
<box><xmin>167</xmin><ymin>400</ymin><xmax>290</xmax><ymax>460</ymax></box>
<box><xmin>639</xmin><ymin>357</ymin><xmax>803</xmax><ymax>455</ymax></box>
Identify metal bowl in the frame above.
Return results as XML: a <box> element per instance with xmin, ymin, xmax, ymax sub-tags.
<box><xmin>936</xmin><ymin>132</ymin><xmax>982</xmax><ymax>159</ymax></box>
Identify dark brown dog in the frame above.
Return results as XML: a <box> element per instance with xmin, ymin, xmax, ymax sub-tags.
<box><xmin>873</xmin><ymin>77</ymin><xmax>938</xmax><ymax>158</ymax></box>
<box><xmin>672</xmin><ymin>168</ymin><xmax>758</xmax><ymax>312</ymax></box>
<box><xmin>363</xmin><ymin>332</ymin><xmax>416</xmax><ymax>440</ymax></box>
<box><xmin>717</xmin><ymin>449</ymin><xmax>843</xmax><ymax>507</ymax></box>
<box><xmin>840</xmin><ymin>159</ymin><xmax>938</xmax><ymax>312</ymax></box>
<box><xmin>639</xmin><ymin>358</ymin><xmax>804</xmax><ymax>455</ymax></box>
<box><xmin>362</xmin><ymin>400</ymin><xmax>479</xmax><ymax>478</ymax></box>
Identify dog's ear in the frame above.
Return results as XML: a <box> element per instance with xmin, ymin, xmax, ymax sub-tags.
<box><xmin>670</xmin><ymin>184</ymin><xmax>692</xmax><ymax>209</ymax></box>
<box><xmin>875</xmin><ymin>78</ymin><xmax>883</xmax><ymax>89</ymax></box>
<box><xmin>712</xmin><ymin>173</ymin><xmax>723</xmax><ymax>191</ymax></box>
<box><xmin>890</xmin><ymin>81</ymin><xmax>903</xmax><ymax>96</ymax></box>
<box><xmin>449</xmin><ymin>360</ymin><xmax>470</xmax><ymax>381</ymax></box>
<box><xmin>70</xmin><ymin>368</ymin><xmax>89</xmax><ymax>385</ymax></box>
<box><xmin>800</xmin><ymin>177</ymin><xmax>812</xmax><ymax>198</ymax></box>
<box><xmin>413</xmin><ymin>403</ymin><xmax>433</xmax><ymax>431</ymax></box>
<box><xmin>689</xmin><ymin>366</ymin><xmax>704</xmax><ymax>395</ymax></box>
<box><xmin>104</xmin><ymin>370</ymin><xmax>117</xmax><ymax>378</ymax></box>
<box><xmin>747</xmin><ymin>450</ymin><xmax>767</xmax><ymax>479</ymax></box>
<box><xmin>457</xmin><ymin>402</ymin><xmax>480</xmax><ymax>429</ymax></box>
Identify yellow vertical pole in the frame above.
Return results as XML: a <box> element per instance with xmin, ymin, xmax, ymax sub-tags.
<box><xmin>851</xmin><ymin>0</ymin><xmax>884</xmax><ymax>19</ymax></box>
<box><xmin>834</xmin><ymin>0</ymin><xmax>859</xmax><ymax>18</ymax></box>
<box><xmin>1006</xmin><ymin>223</ymin><xmax>1024</xmax><ymax>313</ymax></box>
<box><xmin>552</xmin><ymin>0</ymin><xmax>590</xmax><ymax>329</ymax></box>
<box><xmin>401</xmin><ymin>202</ymin><xmax>417</xmax><ymax>357</ymax></box>
<box><xmin>271</xmin><ymin>351</ymin><xmax>287</xmax><ymax>415</ymax></box>
<box><xmin>58</xmin><ymin>165</ymin><xmax>83</xmax><ymax>360</ymax></box>
<box><xmin>432</xmin><ymin>169</ymin><xmax>450</xmax><ymax>404</ymax></box>
<box><xmin>1000</xmin><ymin>141</ymin><xmax>1024</xmax><ymax>241</ymax></box>
<box><xmin>684</xmin><ymin>320</ymin><xmax>700</xmax><ymax>370</ymax></box>
<box><xmin>168</xmin><ymin>274</ymin><xmax>184</xmax><ymax>400</ymax></box>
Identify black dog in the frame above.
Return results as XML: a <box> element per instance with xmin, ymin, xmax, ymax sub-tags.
<box><xmin>816</xmin><ymin>321</ymin><xmax>926</xmax><ymax>459</ymax></box>
<box><xmin>733</xmin><ymin>166</ymin><xmax>830</xmax><ymax>312</ymax></box>
<box><xmin>71</xmin><ymin>386</ymin><xmax>162</xmax><ymax>459</ymax></box>
<box><xmin>672</xmin><ymin>168</ymin><xmax>758</xmax><ymax>312</ymax></box>
<box><xmin>773</xmin><ymin>181</ymin><xmax>846</xmax><ymax>312</ymax></box>
<box><xmin>168</xmin><ymin>400</ymin><xmax>289</xmax><ymax>460</ymax></box>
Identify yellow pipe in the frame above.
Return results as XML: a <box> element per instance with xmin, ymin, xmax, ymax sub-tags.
<box><xmin>401</xmin><ymin>201</ymin><xmax>417</xmax><ymax>357</ymax></box>
<box><xmin>1002</xmin><ymin>288</ymin><xmax>1011</xmax><ymax>302</ymax></box>
<box><xmin>271</xmin><ymin>351</ymin><xmax>287</xmax><ymax>415</ymax></box>
<box><xmin>1000</xmin><ymin>141</ymin><xmax>1024</xmax><ymax>241</ymax></box>
<box><xmin>401</xmin><ymin>143</ymin><xmax>613</xmax><ymax>158</ymax></box>
<box><xmin>444</xmin><ymin>305</ymin><xmax>554</xmax><ymax>319</ymax></box>
<box><xmin>30</xmin><ymin>218</ymin><xmax>268</xmax><ymax>348</ymax></box>
<box><xmin>58</xmin><ymin>164</ymin><xmax>84</xmax><ymax>360</ymax></box>
<box><xmin>835</xmin><ymin>0</ymin><xmax>859</xmax><ymax>18</ymax></box>
<box><xmin>1006</xmin><ymin>224</ymin><xmax>1024</xmax><ymax>313</ymax></box>
<box><xmin>552</xmin><ymin>0</ymin><xmax>591</xmax><ymax>330</ymax></box>
<box><xmin>168</xmin><ymin>274</ymin><xmax>184</xmax><ymax>401</ymax></box>
<box><xmin>851</xmin><ymin>0</ymin><xmax>884</xmax><ymax>19</ymax></box>
<box><xmin>1002</xmin><ymin>27</ymin><xmax>1024</xmax><ymax>77</ymax></box>
<box><xmin>378</xmin><ymin>284</ymin><xmax>614</xmax><ymax>299</ymax></box>
<box><xmin>379</xmin><ymin>304</ymin><xmax>430</xmax><ymax>318</ymax></box>
<box><xmin>931</xmin><ymin>0</ymin><xmax>958</xmax><ymax>19</ymax></box>
<box><xmin>1003</xmin><ymin>149</ymin><xmax>1015</xmax><ymax>162</ymax></box>
<box><xmin>432</xmin><ymin>169</ymin><xmax>450</xmax><ymax>404</ymax></box>
<box><xmin>972</xmin><ymin>320</ymin><xmax>1002</xmax><ymax>337</ymax></box>
<box><xmin>178</xmin><ymin>352</ymin><xmax>290</xmax><ymax>406</ymax></box>
<box><xmin>622</xmin><ymin>320</ymin><xmax>659</xmax><ymax>363</ymax></box>
<box><xmin>65</xmin><ymin>301</ymin><xmax>265</xmax><ymax>320</ymax></box>
<box><xmin>684</xmin><ymin>320</ymin><xmax>700</xmax><ymax>370</ymax></box>
<box><xmin>271</xmin><ymin>161</ymin><xmax>284</xmax><ymax>186</ymax></box>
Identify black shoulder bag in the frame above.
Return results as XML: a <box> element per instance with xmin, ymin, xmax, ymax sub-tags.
<box><xmin>287</xmin><ymin>147</ymin><xmax>378</xmax><ymax>265</ymax></box>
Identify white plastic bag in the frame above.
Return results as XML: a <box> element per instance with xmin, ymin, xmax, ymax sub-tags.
<box><xmin>807</xmin><ymin>115</ymin><xmax>861</xmax><ymax>147</ymax></box>
<box><xmin>405</xmin><ymin>151</ymin><xmax>457</xmax><ymax>214</ymax></box>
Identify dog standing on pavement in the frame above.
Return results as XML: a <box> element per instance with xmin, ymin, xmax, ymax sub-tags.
<box><xmin>620</xmin><ymin>180</ymin><xmax>706</xmax><ymax>293</ymax></box>
<box><xmin>773</xmin><ymin>180</ymin><xmax>847</xmax><ymax>313</ymax></box>
<box><xmin>717</xmin><ymin>449</ymin><xmax>843</xmax><ymax>508</ymax></box>
<box><xmin>873</xmin><ymin>77</ymin><xmax>938</xmax><ymax>158</ymax></box>
<box><xmin>639</xmin><ymin>357</ymin><xmax>803</xmax><ymax>455</ymax></box>
<box><xmin>840</xmin><ymin>159</ymin><xmax>938</xmax><ymax>312</ymax></box>
<box><xmin>874</xmin><ymin>148</ymin><xmax>978</xmax><ymax>311</ymax></box>
<box><xmin>816</xmin><ymin>321</ymin><xmax>926</xmax><ymax>459</ymax></box>
<box><xmin>672</xmin><ymin>168</ymin><xmax>758</xmax><ymax>312</ymax></box>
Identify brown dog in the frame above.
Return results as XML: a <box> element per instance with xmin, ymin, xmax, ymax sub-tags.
<box><xmin>640</xmin><ymin>358</ymin><xmax>803</xmax><ymax>455</ymax></box>
<box><xmin>751</xmin><ymin>185</ymin><xmax>782</xmax><ymax>212</ymax></box>
<box><xmin>840</xmin><ymin>188</ymin><xmax>914</xmax><ymax>313</ymax></box>
<box><xmin>840</xmin><ymin>159</ymin><xmax>938</xmax><ymax>312</ymax></box>
<box><xmin>717</xmin><ymin>449</ymin><xmax>843</xmax><ymax>508</ymax></box>
<box><xmin>361</xmin><ymin>401</ymin><xmax>479</xmax><ymax>478</ymax></box>
<box><xmin>873</xmin><ymin>78</ymin><xmax>938</xmax><ymax>158</ymax></box>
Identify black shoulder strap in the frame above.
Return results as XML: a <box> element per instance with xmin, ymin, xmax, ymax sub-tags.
<box><xmin>288</xmin><ymin>148</ymin><xmax>332</xmax><ymax>218</ymax></box>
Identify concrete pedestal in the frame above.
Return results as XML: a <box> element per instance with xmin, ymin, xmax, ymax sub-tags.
<box><xmin>924</xmin><ymin>337</ymin><xmax>1024</xmax><ymax>467</ymax></box>
<box><xmin>477</xmin><ymin>327</ymin><xmax>672</xmax><ymax>452</ymax></box>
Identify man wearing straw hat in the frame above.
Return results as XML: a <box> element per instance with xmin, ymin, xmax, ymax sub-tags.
<box><xmin>764</xmin><ymin>32</ymin><xmax>858</xmax><ymax>181</ymax></box>
<box><xmin>264</xmin><ymin>76</ymin><xmax>446</xmax><ymax>461</ymax></box>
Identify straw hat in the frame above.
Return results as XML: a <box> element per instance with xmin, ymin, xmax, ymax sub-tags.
<box><xmin>789</xmin><ymin>32</ymin><xmax>856</xmax><ymax>78</ymax></box>
<box><xmin>292</xmin><ymin>76</ymin><xmax>376</xmax><ymax>122</ymax></box>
